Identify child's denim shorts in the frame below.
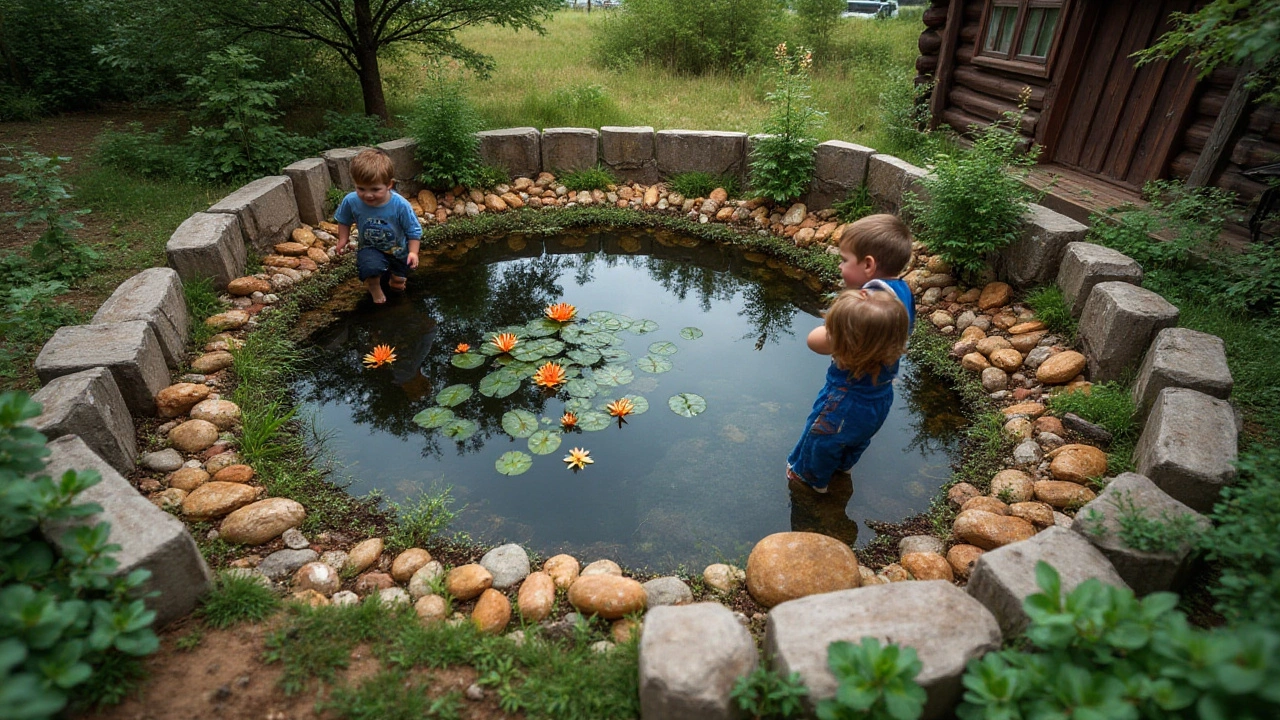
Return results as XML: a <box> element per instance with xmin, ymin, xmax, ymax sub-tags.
<box><xmin>357</xmin><ymin>247</ymin><xmax>412</xmax><ymax>281</ymax></box>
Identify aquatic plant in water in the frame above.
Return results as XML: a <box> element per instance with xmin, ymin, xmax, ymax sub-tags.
<box><xmin>606</xmin><ymin>397</ymin><xmax>635</xmax><ymax>419</ymax></box>
<box><xmin>363</xmin><ymin>344</ymin><xmax>397</xmax><ymax>368</ymax></box>
<box><xmin>560</xmin><ymin>412</ymin><xmax>578</xmax><ymax>429</ymax></box>
<box><xmin>532</xmin><ymin>361</ymin><xmax>567</xmax><ymax>388</ymax></box>
<box><xmin>563</xmin><ymin>447</ymin><xmax>593</xmax><ymax>471</ymax></box>
<box><xmin>454</xmin><ymin>343</ymin><xmax>470</xmax><ymax>353</ymax></box>
<box><xmin>490</xmin><ymin>332</ymin><xmax>519</xmax><ymax>353</ymax></box>
<box><xmin>545</xmin><ymin>302</ymin><xmax>577</xmax><ymax>323</ymax></box>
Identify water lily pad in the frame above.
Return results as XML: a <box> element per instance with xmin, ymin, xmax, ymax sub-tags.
<box><xmin>479</xmin><ymin>343</ymin><xmax>504</xmax><ymax>356</ymax></box>
<box><xmin>510</xmin><ymin>347</ymin><xmax>546</xmax><ymax>362</ymax></box>
<box><xmin>668</xmin><ymin>393</ymin><xmax>707</xmax><ymax>418</ymax></box>
<box><xmin>595</xmin><ymin>364</ymin><xmax>634</xmax><ymax>387</ymax></box>
<box><xmin>582</xmin><ymin>332</ymin><xmax>618</xmax><ymax>348</ymax></box>
<box><xmin>435</xmin><ymin>384</ymin><xmax>473</xmax><ymax>407</ymax></box>
<box><xmin>526</xmin><ymin>338</ymin><xmax>565</xmax><ymax>357</ymax></box>
<box><xmin>679</xmin><ymin>327</ymin><xmax>704</xmax><ymax>340</ymax></box>
<box><xmin>504</xmin><ymin>361</ymin><xmax>539</xmax><ymax>379</ymax></box>
<box><xmin>566</xmin><ymin>348</ymin><xmax>602</xmax><ymax>365</ymax></box>
<box><xmin>495</xmin><ymin>451</ymin><xmax>533</xmax><ymax>476</ymax></box>
<box><xmin>577</xmin><ymin>411</ymin><xmax>611</xmax><ymax>431</ymax></box>
<box><xmin>565</xmin><ymin>379</ymin><xmax>598</xmax><ymax>398</ymax></box>
<box><xmin>441</xmin><ymin>418</ymin><xmax>478</xmax><ymax>441</ymax></box>
<box><xmin>525</xmin><ymin>318</ymin><xmax>563</xmax><ymax>337</ymax></box>
<box><xmin>623</xmin><ymin>394</ymin><xmax>650</xmax><ymax>415</ymax></box>
<box><xmin>588</xmin><ymin>311</ymin><xmax>616</xmax><ymax>324</ymax></box>
<box><xmin>636</xmin><ymin>355</ymin><xmax>673</xmax><ymax>374</ymax></box>
<box><xmin>527</xmin><ymin>430</ymin><xmax>562</xmax><ymax>455</ymax></box>
<box><xmin>451</xmin><ymin>352</ymin><xmax>485</xmax><ymax>369</ymax></box>
<box><xmin>599</xmin><ymin>347</ymin><xmax>631</xmax><ymax>363</ymax></box>
<box><xmin>648</xmin><ymin>341</ymin><xmax>678</xmax><ymax>356</ymax></box>
<box><xmin>560</xmin><ymin>325</ymin><xmax>584</xmax><ymax>344</ymax></box>
<box><xmin>565</xmin><ymin>397</ymin><xmax>593</xmax><ymax>414</ymax></box>
<box><xmin>412</xmin><ymin>407</ymin><xmax>455</xmax><ymax>429</ymax></box>
<box><xmin>479</xmin><ymin>370</ymin><xmax>522</xmax><ymax>398</ymax></box>
<box><xmin>502</xmin><ymin>409</ymin><xmax>539</xmax><ymax>438</ymax></box>
<box><xmin>629</xmin><ymin>319</ymin><xmax>659</xmax><ymax>334</ymax></box>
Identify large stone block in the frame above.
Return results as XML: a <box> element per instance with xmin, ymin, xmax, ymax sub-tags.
<box><xmin>1078</xmin><ymin>281</ymin><xmax>1179</xmax><ymax>382</ymax></box>
<box><xmin>283</xmin><ymin>157</ymin><xmax>332</xmax><ymax>226</ymax></box>
<box><xmin>765</xmin><ymin>581</ymin><xmax>1001</xmax><ymax>719</ymax></box>
<box><xmin>655</xmin><ymin>130</ymin><xmax>748</xmax><ymax>179</ymax></box>
<box><xmin>207</xmin><ymin>175</ymin><xmax>301</xmax><ymax>253</ymax></box>
<box><xmin>805</xmin><ymin>140</ymin><xmax>874</xmax><ymax>210</ymax></box>
<box><xmin>967</xmin><ymin>526</ymin><xmax>1128</xmax><ymax>637</ymax></box>
<box><xmin>377</xmin><ymin>138</ymin><xmax>424</xmax><ymax>195</ymax></box>
<box><xmin>866</xmin><ymin>153</ymin><xmax>928</xmax><ymax>213</ymax></box>
<box><xmin>165</xmin><ymin>212</ymin><xmax>247</xmax><ymax>290</ymax></box>
<box><xmin>43</xmin><ymin>436</ymin><xmax>212</xmax><ymax>627</ymax></box>
<box><xmin>600</xmin><ymin>126</ymin><xmax>658</xmax><ymax>184</ymax></box>
<box><xmin>35</xmin><ymin>321</ymin><xmax>168</xmax><ymax>416</ymax></box>
<box><xmin>1131</xmin><ymin>328</ymin><xmax>1232</xmax><ymax>420</ymax></box>
<box><xmin>30</xmin><ymin>368</ymin><xmax>136</xmax><ymax>475</ymax></box>
<box><xmin>541</xmin><ymin>128</ymin><xmax>599</xmax><ymax>174</ymax></box>
<box><xmin>1134</xmin><ymin>388</ymin><xmax>1237</xmax><ymax>513</ymax></box>
<box><xmin>477</xmin><ymin>128</ymin><xmax>541</xmax><ymax>179</ymax></box>
<box><xmin>1056</xmin><ymin>242</ymin><xmax>1143</xmax><ymax>317</ymax></box>
<box><xmin>639</xmin><ymin>603</ymin><xmax>757</xmax><ymax>720</ymax></box>
<box><xmin>322</xmin><ymin>147</ymin><xmax>371</xmax><ymax>192</ymax></box>
<box><xmin>999</xmin><ymin>204</ymin><xmax>1088</xmax><ymax>287</ymax></box>
<box><xmin>1071</xmin><ymin>472</ymin><xmax>1208</xmax><ymax>595</ymax></box>
<box><xmin>91</xmin><ymin>267</ymin><xmax>189</xmax><ymax>369</ymax></box>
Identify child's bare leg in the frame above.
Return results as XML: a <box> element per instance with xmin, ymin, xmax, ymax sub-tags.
<box><xmin>388</xmin><ymin>275</ymin><xmax>407</xmax><ymax>291</ymax></box>
<box><xmin>365</xmin><ymin>276</ymin><xmax>387</xmax><ymax>304</ymax></box>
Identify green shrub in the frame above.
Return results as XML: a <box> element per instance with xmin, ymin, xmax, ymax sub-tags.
<box><xmin>595</xmin><ymin>0</ymin><xmax>786</xmax><ymax>74</ymax></box>
<box><xmin>731</xmin><ymin>665</ymin><xmax>809</xmax><ymax>719</ymax></box>
<box><xmin>874</xmin><ymin>71</ymin><xmax>944</xmax><ymax>166</ymax></box>
<box><xmin>749</xmin><ymin>43</ymin><xmax>824</xmax><ymax>204</ymax></box>
<box><xmin>1204</xmin><ymin>445</ymin><xmax>1280</xmax><ymax>626</ymax></box>
<box><xmin>831</xmin><ymin>185</ymin><xmax>874</xmax><ymax>224</ymax></box>
<box><xmin>794</xmin><ymin>0</ymin><xmax>846</xmax><ymax>59</ymax></box>
<box><xmin>0</xmin><ymin>87</ymin><xmax>46</xmax><ymax>122</ymax></box>
<box><xmin>386</xmin><ymin>487</ymin><xmax>458</xmax><ymax>552</ymax></box>
<box><xmin>817</xmin><ymin>637</ymin><xmax>927</xmax><ymax>720</ymax></box>
<box><xmin>0</xmin><ymin>150</ymin><xmax>98</xmax><ymax>283</ymax></box>
<box><xmin>0</xmin><ymin>392</ymin><xmax>160</xmax><ymax>719</ymax></box>
<box><xmin>561</xmin><ymin>165</ymin><xmax>617</xmax><ymax>191</ymax></box>
<box><xmin>903</xmin><ymin>103</ymin><xmax>1038</xmax><ymax>276</ymax></box>
<box><xmin>94</xmin><ymin>123</ymin><xmax>190</xmax><ymax>180</ymax></box>
<box><xmin>475</xmin><ymin>164</ymin><xmax>510</xmax><ymax>189</ymax></box>
<box><xmin>958</xmin><ymin>562</ymin><xmax>1280</xmax><ymax>719</ymax></box>
<box><xmin>314</xmin><ymin>110</ymin><xmax>393</xmax><ymax>150</ymax></box>
<box><xmin>403</xmin><ymin>78</ymin><xmax>486</xmax><ymax>189</ymax></box>
<box><xmin>1079</xmin><ymin>490</ymin><xmax>1200</xmax><ymax>555</ymax></box>
<box><xmin>197</xmin><ymin>571</ymin><xmax>281</xmax><ymax>629</ymax></box>
<box><xmin>1024</xmin><ymin>285</ymin><xmax>1076</xmax><ymax>338</ymax></box>
<box><xmin>666</xmin><ymin>171</ymin><xmax>739</xmax><ymax>199</ymax></box>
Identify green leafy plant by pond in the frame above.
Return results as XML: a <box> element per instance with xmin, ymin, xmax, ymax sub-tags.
<box><xmin>1203</xmin><ymin>445</ymin><xmax>1280</xmax><ymax>628</ymax></box>
<box><xmin>666</xmin><ymin>171</ymin><xmax>740</xmax><ymax>200</ymax></box>
<box><xmin>404</xmin><ymin>74</ymin><xmax>486</xmax><ymax>189</ymax></box>
<box><xmin>818</xmin><ymin>637</ymin><xmax>927</xmax><ymax>720</ymax></box>
<box><xmin>731</xmin><ymin>665</ymin><xmax>809</xmax><ymax>719</ymax></box>
<box><xmin>750</xmin><ymin>43</ymin><xmax>825</xmax><ymax>205</ymax></box>
<box><xmin>561</xmin><ymin>165</ymin><xmax>617</xmax><ymax>192</ymax></box>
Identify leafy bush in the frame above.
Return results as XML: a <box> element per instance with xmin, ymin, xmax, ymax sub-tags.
<box><xmin>0</xmin><ymin>150</ymin><xmax>98</xmax><ymax>282</ymax></box>
<box><xmin>595</xmin><ymin>0</ymin><xmax>786</xmax><ymax>74</ymax></box>
<box><xmin>94</xmin><ymin>123</ymin><xmax>190</xmax><ymax>180</ymax></box>
<box><xmin>0</xmin><ymin>0</ymin><xmax>127</xmax><ymax>112</ymax></box>
<box><xmin>832</xmin><ymin>185</ymin><xmax>874</xmax><ymax>224</ymax></box>
<box><xmin>1024</xmin><ymin>285</ymin><xmax>1076</xmax><ymax>338</ymax></box>
<box><xmin>818</xmin><ymin>637</ymin><xmax>927</xmax><ymax>720</ymax></box>
<box><xmin>666</xmin><ymin>171</ymin><xmax>739</xmax><ymax>199</ymax></box>
<box><xmin>1203</xmin><ymin>445</ymin><xmax>1280</xmax><ymax>627</ymax></box>
<box><xmin>314</xmin><ymin>111</ymin><xmax>394</xmax><ymax>151</ymax></box>
<box><xmin>0</xmin><ymin>392</ymin><xmax>159</xmax><ymax>719</ymax></box>
<box><xmin>731</xmin><ymin>665</ymin><xmax>809</xmax><ymax>719</ymax></box>
<box><xmin>403</xmin><ymin>79</ymin><xmax>486</xmax><ymax>189</ymax></box>
<box><xmin>794</xmin><ymin>0</ymin><xmax>847</xmax><ymax>59</ymax></box>
<box><xmin>749</xmin><ymin>43</ymin><xmax>825</xmax><ymax>204</ymax></box>
<box><xmin>0</xmin><ymin>87</ymin><xmax>46</xmax><ymax>122</ymax></box>
<box><xmin>958</xmin><ymin>562</ymin><xmax>1280</xmax><ymax>719</ymax></box>
<box><xmin>903</xmin><ymin>103</ymin><xmax>1038</xmax><ymax>276</ymax></box>
<box><xmin>561</xmin><ymin>165</ymin><xmax>617</xmax><ymax>192</ymax></box>
<box><xmin>475</xmin><ymin>165</ymin><xmax>510</xmax><ymax>189</ymax></box>
<box><xmin>1047</xmin><ymin>381</ymin><xmax>1137</xmax><ymax>474</ymax></box>
<box><xmin>874</xmin><ymin>71</ymin><xmax>943</xmax><ymax>166</ymax></box>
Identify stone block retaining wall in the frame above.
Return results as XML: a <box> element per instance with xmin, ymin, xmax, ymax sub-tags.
<box><xmin>28</xmin><ymin>129</ymin><xmax>1242</xmax><ymax>713</ymax></box>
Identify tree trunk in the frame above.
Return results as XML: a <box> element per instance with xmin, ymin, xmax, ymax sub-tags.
<box><xmin>354</xmin><ymin>0</ymin><xmax>389</xmax><ymax>121</ymax></box>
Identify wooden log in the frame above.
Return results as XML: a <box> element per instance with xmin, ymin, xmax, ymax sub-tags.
<box><xmin>1209</xmin><ymin>65</ymin><xmax>1238</xmax><ymax>88</ymax></box>
<box><xmin>953</xmin><ymin>66</ymin><xmax>1047</xmax><ymax>109</ymax></box>
<box><xmin>1197</xmin><ymin>89</ymin><xmax>1227</xmax><ymax>117</ymax></box>
<box><xmin>923</xmin><ymin>6</ymin><xmax>949</xmax><ymax>28</ymax></box>
<box><xmin>959</xmin><ymin>22</ymin><xmax>978</xmax><ymax>43</ymax></box>
<box><xmin>928</xmin><ymin>0</ymin><xmax>967</xmax><ymax>130</ymax></box>
<box><xmin>1217</xmin><ymin>164</ymin><xmax>1266</xmax><ymax>202</ymax></box>
<box><xmin>1245</xmin><ymin>103</ymin><xmax>1278</xmax><ymax>136</ymax></box>
<box><xmin>1189</xmin><ymin>61</ymin><xmax>1253</xmax><ymax>187</ymax></box>
<box><xmin>948</xmin><ymin>86</ymin><xmax>1039</xmax><ymax>134</ymax></box>
<box><xmin>940</xmin><ymin>107</ymin><xmax>989</xmax><ymax>135</ymax></box>
<box><xmin>1229</xmin><ymin>136</ymin><xmax>1280</xmax><ymax>168</ymax></box>
<box><xmin>919</xmin><ymin>30</ymin><xmax>943</xmax><ymax>56</ymax></box>
<box><xmin>1169</xmin><ymin>151</ymin><xmax>1198</xmax><ymax>179</ymax></box>
<box><xmin>917</xmin><ymin>55</ymin><xmax>940</xmax><ymax>75</ymax></box>
<box><xmin>957</xmin><ymin>44</ymin><xmax>975</xmax><ymax>65</ymax></box>
<box><xmin>1181</xmin><ymin>119</ymin><xmax>1216</xmax><ymax>153</ymax></box>
<box><xmin>964</xmin><ymin>1</ymin><xmax>984</xmax><ymax>20</ymax></box>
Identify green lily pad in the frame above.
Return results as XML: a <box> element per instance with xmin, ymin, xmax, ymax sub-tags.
<box><xmin>565</xmin><ymin>378</ymin><xmax>598</xmax><ymax>398</ymax></box>
<box><xmin>435</xmin><ymin>384</ymin><xmax>473</xmax><ymax>407</ymax></box>
<box><xmin>649</xmin><ymin>341</ymin><xmax>678</xmax><ymax>356</ymax></box>
<box><xmin>629</xmin><ymin>319</ymin><xmax>659</xmax><ymax>334</ymax></box>
<box><xmin>479</xmin><ymin>342</ymin><xmax>504</xmax><ymax>356</ymax></box>
<box><xmin>510</xmin><ymin>347</ymin><xmax>546</xmax><ymax>362</ymax></box>
<box><xmin>578</xmin><ymin>411</ymin><xmax>611</xmax><ymax>431</ymax></box>
<box><xmin>502</xmin><ymin>409</ymin><xmax>539</xmax><ymax>438</ymax></box>
<box><xmin>588</xmin><ymin>311</ymin><xmax>616</xmax><ymax>324</ymax></box>
<box><xmin>599</xmin><ymin>347</ymin><xmax>631</xmax><ymax>363</ymax></box>
<box><xmin>582</xmin><ymin>332</ymin><xmax>618</xmax><ymax>348</ymax></box>
<box><xmin>636</xmin><ymin>355</ymin><xmax>673</xmax><ymax>374</ymax></box>
<box><xmin>623</xmin><ymin>394</ymin><xmax>650</xmax><ymax>415</ymax></box>
<box><xmin>441</xmin><ymin>418</ymin><xmax>479</xmax><ymax>441</ymax></box>
<box><xmin>526</xmin><ymin>338</ymin><xmax>565</xmax><ymax>356</ymax></box>
<box><xmin>525</xmin><ymin>317</ymin><xmax>563</xmax><ymax>337</ymax></box>
<box><xmin>595</xmin><ymin>364</ymin><xmax>634</xmax><ymax>387</ymax></box>
<box><xmin>504</xmin><ymin>361</ymin><xmax>539</xmax><ymax>379</ymax></box>
<box><xmin>528</xmin><ymin>430</ymin><xmax>562</xmax><ymax>455</ymax></box>
<box><xmin>679</xmin><ymin>327</ymin><xmax>704</xmax><ymax>340</ymax></box>
<box><xmin>560</xmin><ymin>325</ymin><xmax>584</xmax><ymax>343</ymax></box>
<box><xmin>451</xmin><ymin>352</ymin><xmax>485</xmax><ymax>369</ymax></box>
<box><xmin>668</xmin><ymin>393</ymin><xmax>707</xmax><ymax>418</ymax></box>
<box><xmin>412</xmin><ymin>407</ymin><xmax>455</xmax><ymax>429</ymax></box>
<box><xmin>565</xmin><ymin>397</ymin><xmax>593</xmax><ymax>415</ymax></box>
<box><xmin>566</xmin><ymin>348</ymin><xmax>602</xmax><ymax>365</ymax></box>
<box><xmin>495</xmin><ymin>451</ymin><xmax>533</xmax><ymax>476</ymax></box>
<box><xmin>479</xmin><ymin>370</ymin><xmax>522</xmax><ymax>398</ymax></box>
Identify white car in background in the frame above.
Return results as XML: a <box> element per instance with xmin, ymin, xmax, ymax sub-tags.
<box><xmin>842</xmin><ymin>1</ymin><xmax>898</xmax><ymax>19</ymax></box>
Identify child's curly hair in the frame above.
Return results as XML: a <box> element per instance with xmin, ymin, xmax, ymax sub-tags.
<box><xmin>825</xmin><ymin>288</ymin><xmax>909</xmax><ymax>383</ymax></box>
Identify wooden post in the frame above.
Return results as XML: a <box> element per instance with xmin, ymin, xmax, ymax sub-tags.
<box><xmin>1188</xmin><ymin>62</ymin><xmax>1254</xmax><ymax>187</ymax></box>
<box><xmin>928</xmin><ymin>0</ymin><xmax>967</xmax><ymax>129</ymax></box>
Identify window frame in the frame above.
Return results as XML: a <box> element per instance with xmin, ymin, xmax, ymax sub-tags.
<box><xmin>973</xmin><ymin>0</ymin><xmax>1071</xmax><ymax>78</ymax></box>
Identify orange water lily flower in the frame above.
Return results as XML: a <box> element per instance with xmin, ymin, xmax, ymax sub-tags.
<box><xmin>532</xmin><ymin>361</ymin><xmax>567</xmax><ymax>388</ymax></box>
<box><xmin>363</xmin><ymin>344</ymin><xmax>397</xmax><ymax>368</ymax></box>
<box><xmin>563</xmin><ymin>447</ymin><xmax>593</xmax><ymax>471</ymax></box>
<box><xmin>606</xmin><ymin>397</ymin><xmax>635</xmax><ymax>418</ymax></box>
<box><xmin>454</xmin><ymin>343</ymin><xmax>471</xmax><ymax>353</ymax></box>
<box><xmin>490</xmin><ymin>332</ymin><xmax>519</xmax><ymax>353</ymax></box>
<box><xmin>560</xmin><ymin>412</ymin><xmax>578</xmax><ymax>429</ymax></box>
<box><xmin>544</xmin><ymin>302</ymin><xmax>578</xmax><ymax>323</ymax></box>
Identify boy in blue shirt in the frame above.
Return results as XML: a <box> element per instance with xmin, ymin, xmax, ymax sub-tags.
<box><xmin>333</xmin><ymin>149</ymin><xmax>423</xmax><ymax>304</ymax></box>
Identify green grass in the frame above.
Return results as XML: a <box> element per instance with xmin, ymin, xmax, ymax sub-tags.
<box><xmin>197</xmin><ymin>571</ymin><xmax>282</xmax><ymax>629</ymax></box>
<box><xmin>665</xmin><ymin>171</ymin><xmax>740</xmax><ymax>199</ymax></box>
<box><xmin>321</xmin><ymin>670</ymin><xmax>464</xmax><ymax>720</ymax></box>
<box><xmin>1176</xmin><ymin>303</ymin><xmax>1280</xmax><ymax>445</ymax></box>
<box><xmin>182</xmin><ymin>276</ymin><xmax>223</xmax><ymax>346</ymax></box>
<box><xmin>1024</xmin><ymin>285</ymin><xmax>1077</xmax><ymax>339</ymax></box>
<box><xmin>1048</xmin><ymin>381</ymin><xmax>1138</xmax><ymax>475</ymax></box>
<box><xmin>385</xmin><ymin>486</ymin><xmax>459</xmax><ymax>552</ymax></box>
<box><xmin>559</xmin><ymin>164</ymin><xmax>617</xmax><ymax>191</ymax></box>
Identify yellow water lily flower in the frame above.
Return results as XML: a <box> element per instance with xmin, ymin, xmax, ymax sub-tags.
<box><xmin>563</xmin><ymin>447</ymin><xmax>593</xmax><ymax>471</ymax></box>
<box><xmin>362</xmin><ymin>344</ymin><xmax>397</xmax><ymax>368</ymax></box>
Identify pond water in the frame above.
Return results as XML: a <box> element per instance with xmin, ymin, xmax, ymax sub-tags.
<box><xmin>295</xmin><ymin>228</ymin><xmax>967</xmax><ymax>570</ymax></box>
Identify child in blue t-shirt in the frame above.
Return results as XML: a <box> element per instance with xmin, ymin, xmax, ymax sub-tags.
<box><xmin>333</xmin><ymin>149</ymin><xmax>423</xmax><ymax>304</ymax></box>
<box><xmin>787</xmin><ymin>214</ymin><xmax>917</xmax><ymax>493</ymax></box>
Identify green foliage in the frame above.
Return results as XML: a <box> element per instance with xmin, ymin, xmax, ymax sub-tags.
<box><xmin>666</xmin><ymin>171</ymin><xmax>740</xmax><ymax>200</ymax></box>
<box><xmin>0</xmin><ymin>87</ymin><xmax>46</xmax><ymax>122</ymax></box>
<box><xmin>0</xmin><ymin>392</ymin><xmax>159</xmax><ymax>720</ymax></box>
<box><xmin>1081</xmin><ymin>491</ymin><xmax>1199</xmax><ymax>555</ymax></box>
<box><xmin>196</xmin><ymin>571</ymin><xmax>281</xmax><ymax>629</ymax></box>
<box><xmin>731</xmin><ymin>665</ymin><xmax>809</xmax><ymax>720</ymax></box>
<box><xmin>515</xmin><ymin>83</ymin><xmax>626</xmax><ymax>129</ymax></box>
<box><xmin>561</xmin><ymin>165</ymin><xmax>617</xmax><ymax>191</ymax></box>
<box><xmin>1047</xmin><ymin>381</ymin><xmax>1137</xmax><ymax>475</ymax></box>
<box><xmin>93</xmin><ymin>123</ymin><xmax>190</xmax><ymax>180</ymax></box>
<box><xmin>475</xmin><ymin>164</ymin><xmax>510</xmax><ymax>188</ymax></box>
<box><xmin>750</xmin><ymin>43</ymin><xmax>825</xmax><ymax>204</ymax></box>
<box><xmin>958</xmin><ymin>562</ymin><xmax>1280</xmax><ymax>719</ymax></box>
<box><xmin>874</xmin><ymin>71</ymin><xmax>944</xmax><ymax>166</ymax></box>
<box><xmin>595</xmin><ymin>0</ymin><xmax>786</xmax><ymax>74</ymax></box>
<box><xmin>0</xmin><ymin>0</ymin><xmax>128</xmax><ymax>112</ymax></box>
<box><xmin>1203</xmin><ymin>445</ymin><xmax>1280</xmax><ymax>626</ymax></box>
<box><xmin>794</xmin><ymin>0</ymin><xmax>847</xmax><ymax>59</ymax></box>
<box><xmin>403</xmin><ymin>77</ymin><xmax>486</xmax><ymax>189</ymax></box>
<box><xmin>0</xmin><ymin>150</ymin><xmax>98</xmax><ymax>283</ymax></box>
<box><xmin>817</xmin><ymin>638</ymin><xmax>927</xmax><ymax>720</ymax></box>
<box><xmin>322</xmin><ymin>669</ymin><xmax>463</xmax><ymax>720</ymax></box>
<box><xmin>832</xmin><ymin>185</ymin><xmax>874</xmax><ymax>224</ymax></box>
<box><xmin>385</xmin><ymin>487</ymin><xmax>458</xmax><ymax>552</ymax></box>
<box><xmin>314</xmin><ymin>111</ymin><xmax>394</xmax><ymax>150</ymax></box>
<box><xmin>264</xmin><ymin>596</ymin><xmax>393</xmax><ymax>694</ymax></box>
<box><xmin>903</xmin><ymin>104</ymin><xmax>1039</xmax><ymax>276</ymax></box>
<box><xmin>1024</xmin><ymin>285</ymin><xmax>1076</xmax><ymax>339</ymax></box>
<box><xmin>182</xmin><ymin>277</ymin><xmax>224</xmax><ymax>346</ymax></box>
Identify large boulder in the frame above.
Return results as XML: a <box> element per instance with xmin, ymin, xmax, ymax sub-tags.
<box><xmin>207</xmin><ymin>175</ymin><xmax>301</xmax><ymax>252</ymax></box>
<box><xmin>91</xmin><ymin>267</ymin><xmax>189</xmax><ymax>369</ymax></box>
<box><xmin>639</xmin><ymin>603</ymin><xmax>757</xmax><ymax>720</ymax></box>
<box><xmin>746</xmin><ymin>532</ymin><xmax>861</xmax><ymax>607</ymax></box>
<box><xmin>1056</xmin><ymin>242</ymin><xmax>1143</xmax><ymax>317</ymax></box>
<box><xmin>655</xmin><ymin>130</ymin><xmax>748</xmax><ymax>180</ymax></box>
<box><xmin>282</xmin><ymin>157</ymin><xmax>331</xmax><ymax>226</ymax></box>
<box><xmin>1133</xmin><ymin>388</ymin><xmax>1237</xmax><ymax>513</ymax></box>
<box><xmin>165</xmin><ymin>212</ymin><xmax>247</xmax><ymax>290</ymax></box>
<box><xmin>600</xmin><ymin>126</ymin><xmax>658</xmax><ymax>183</ymax></box>
<box><xmin>30</xmin><ymin>368</ymin><xmax>136</xmax><ymax>475</ymax></box>
<box><xmin>34</xmin><ymin>321</ymin><xmax>168</xmax><ymax>416</ymax></box>
<box><xmin>219</xmin><ymin>498</ymin><xmax>305</xmax><ymax>545</ymax></box>
<box><xmin>1078</xmin><ymin>282</ymin><xmax>1178</xmax><ymax>382</ymax></box>
<box><xmin>1131</xmin><ymin>328</ymin><xmax>1233</xmax><ymax>420</ymax></box>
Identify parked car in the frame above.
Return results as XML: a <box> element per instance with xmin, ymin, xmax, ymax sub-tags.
<box><xmin>842</xmin><ymin>1</ymin><xmax>898</xmax><ymax>19</ymax></box>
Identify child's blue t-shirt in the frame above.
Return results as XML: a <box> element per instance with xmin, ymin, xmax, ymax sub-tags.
<box><xmin>334</xmin><ymin>192</ymin><xmax>422</xmax><ymax>260</ymax></box>
<box><xmin>827</xmin><ymin>277</ymin><xmax>916</xmax><ymax>391</ymax></box>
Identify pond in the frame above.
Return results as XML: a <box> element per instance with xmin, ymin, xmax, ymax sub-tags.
<box><xmin>295</xmin><ymin>228</ymin><xmax>967</xmax><ymax>571</ymax></box>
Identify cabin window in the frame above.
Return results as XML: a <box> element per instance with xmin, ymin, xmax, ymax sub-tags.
<box><xmin>976</xmin><ymin>0</ymin><xmax>1068</xmax><ymax>77</ymax></box>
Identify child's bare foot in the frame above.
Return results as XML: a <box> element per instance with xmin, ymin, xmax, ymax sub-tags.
<box><xmin>388</xmin><ymin>275</ymin><xmax>407</xmax><ymax>292</ymax></box>
<box><xmin>370</xmin><ymin>286</ymin><xmax>387</xmax><ymax>304</ymax></box>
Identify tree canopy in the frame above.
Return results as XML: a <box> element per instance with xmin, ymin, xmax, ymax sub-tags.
<box><xmin>1138</xmin><ymin>0</ymin><xmax>1280</xmax><ymax>105</ymax></box>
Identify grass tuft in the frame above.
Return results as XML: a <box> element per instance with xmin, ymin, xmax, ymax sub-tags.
<box><xmin>1048</xmin><ymin>381</ymin><xmax>1137</xmax><ymax>474</ymax></box>
<box><xmin>182</xmin><ymin>276</ymin><xmax>224</xmax><ymax>346</ymax></box>
<box><xmin>198</xmin><ymin>571</ymin><xmax>282</xmax><ymax>629</ymax></box>
<box><xmin>1024</xmin><ymin>285</ymin><xmax>1077</xmax><ymax>339</ymax></box>
<box><xmin>665</xmin><ymin>171</ymin><xmax>739</xmax><ymax>200</ymax></box>
<box><xmin>321</xmin><ymin>670</ymin><xmax>464</xmax><ymax>720</ymax></box>
<box><xmin>386</xmin><ymin>486</ymin><xmax>459</xmax><ymax>552</ymax></box>
<box><xmin>559</xmin><ymin>164</ymin><xmax>617</xmax><ymax>192</ymax></box>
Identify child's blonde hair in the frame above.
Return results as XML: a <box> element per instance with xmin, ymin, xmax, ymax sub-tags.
<box><xmin>825</xmin><ymin>288</ymin><xmax>909</xmax><ymax>382</ymax></box>
<box><xmin>350</xmin><ymin>148</ymin><xmax>395</xmax><ymax>186</ymax></box>
<box><xmin>838</xmin><ymin>214</ymin><xmax>913</xmax><ymax>277</ymax></box>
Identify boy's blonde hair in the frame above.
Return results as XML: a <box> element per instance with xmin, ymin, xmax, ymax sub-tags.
<box><xmin>350</xmin><ymin>148</ymin><xmax>395</xmax><ymax>186</ymax></box>
<box><xmin>825</xmin><ymin>289</ymin><xmax>909</xmax><ymax>383</ymax></box>
<box><xmin>838</xmin><ymin>214</ymin><xmax>912</xmax><ymax>277</ymax></box>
